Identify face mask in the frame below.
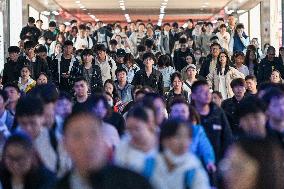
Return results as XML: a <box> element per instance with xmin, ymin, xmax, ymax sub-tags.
<box><xmin>108</xmin><ymin>100</ymin><xmax>114</xmax><ymax>107</ymax></box>
<box><xmin>115</xmin><ymin>28</ymin><xmax>121</xmax><ymax>34</ymax></box>
<box><xmin>38</xmin><ymin>40</ymin><xmax>46</xmax><ymax>45</ymax></box>
<box><xmin>164</xmin><ymin>148</ymin><xmax>188</xmax><ymax>165</ymax></box>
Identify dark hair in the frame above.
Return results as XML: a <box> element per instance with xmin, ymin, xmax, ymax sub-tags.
<box><xmin>234</xmin><ymin>138</ymin><xmax>284</xmax><ymax>189</ymax></box>
<box><xmin>0</xmin><ymin>90</ymin><xmax>8</xmax><ymax>102</ymax></box>
<box><xmin>49</xmin><ymin>21</ymin><xmax>56</xmax><ymax>27</ymax></box>
<box><xmin>3</xmin><ymin>132</ymin><xmax>33</xmax><ymax>153</ymax></box>
<box><xmin>236</xmin><ymin>96</ymin><xmax>266</xmax><ymax>118</ymax></box>
<box><xmin>137</xmin><ymin>45</ymin><xmax>146</xmax><ymax>52</ymax></box>
<box><xmin>63</xmin><ymin>40</ymin><xmax>73</xmax><ymax>47</ymax></box>
<box><xmin>212</xmin><ymin>91</ymin><xmax>223</xmax><ymax>99</ymax></box>
<box><xmin>4</xmin><ymin>83</ymin><xmax>20</xmax><ymax>93</ymax></box>
<box><xmin>262</xmin><ymin>87</ymin><xmax>284</xmax><ymax>107</ymax></box>
<box><xmin>28</xmin><ymin>83</ymin><xmax>58</xmax><ymax>104</ymax></box>
<box><xmin>210</xmin><ymin>42</ymin><xmax>222</xmax><ymax>49</ymax></box>
<box><xmin>219</xmin><ymin>24</ymin><xmax>226</xmax><ymax>28</ymax></box>
<box><xmin>24</xmin><ymin>41</ymin><xmax>36</xmax><ymax>50</ymax></box>
<box><xmin>191</xmin><ymin>80</ymin><xmax>208</xmax><ymax>94</ymax></box>
<box><xmin>189</xmin><ymin>105</ymin><xmax>201</xmax><ymax>124</ymax></box>
<box><xmin>85</xmin><ymin>94</ymin><xmax>109</xmax><ymax>113</ymax></box>
<box><xmin>230</xmin><ymin>78</ymin><xmax>245</xmax><ymax>89</ymax></box>
<box><xmin>163</xmin><ymin>22</ymin><xmax>170</xmax><ymax>27</ymax></box>
<box><xmin>78</xmin><ymin>24</ymin><xmax>87</xmax><ymax>30</ymax></box>
<box><xmin>81</xmin><ymin>48</ymin><xmax>94</xmax><ymax>60</ymax></box>
<box><xmin>205</xmin><ymin>22</ymin><xmax>213</xmax><ymax>27</ymax></box>
<box><xmin>70</xmin><ymin>20</ymin><xmax>78</xmax><ymax>25</ymax></box>
<box><xmin>187</xmin><ymin>19</ymin><xmax>194</xmax><ymax>24</ymax></box>
<box><xmin>63</xmin><ymin>111</ymin><xmax>101</xmax><ymax>133</ymax></box>
<box><xmin>8</xmin><ymin>46</ymin><xmax>20</xmax><ymax>53</ymax></box>
<box><xmin>142</xmin><ymin>52</ymin><xmax>156</xmax><ymax>62</ymax></box>
<box><xmin>169</xmin><ymin>97</ymin><xmax>189</xmax><ymax>112</ymax></box>
<box><xmin>74</xmin><ymin>76</ymin><xmax>88</xmax><ymax>84</ymax></box>
<box><xmin>58</xmin><ymin>91</ymin><xmax>72</xmax><ymax>102</ymax></box>
<box><xmin>170</xmin><ymin>72</ymin><xmax>182</xmax><ymax>84</ymax></box>
<box><xmin>115</xmin><ymin>67</ymin><xmax>128</xmax><ymax>76</ymax></box>
<box><xmin>16</xmin><ymin>96</ymin><xmax>44</xmax><ymax>117</ymax></box>
<box><xmin>244</xmin><ymin>49</ymin><xmax>258</xmax><ymax>67</ymax></box>
<box><xmin>109</xmin><ymin>39</ymin><xmax>118</xmax><ymax>45</ymax></box>
<box><xmin>28</xmin><ymin>17</ymin><xmax>35</xmax><ymax>23</ymax></box>
<box><xmin>217</xmin><ymin>17</ymin><xmax>225</xmax><ymax>22</ymax></box>
<box><xmin>104</xmin><ymin>79</ymin><xmax>119</xmax><ymax>99</ymax></box>
<box><xmin>185</xmin><ymin>53</ymin><xmax>196</xmax><ymax>64</ymax></box>
<box><xmin>71</xmin><ymin>26</ymin><xmax>78</xmax><ymax>32</ymax></box>
<box><xmin>172</xmin><ymin>22</ymin><xmax>178</xmax><ymax>28</ymax></box>
<box><xmin>236</xmin><ymin>23</ymin><xmax>244</xmax><ymax>30</ymax></box>
<box><xmin>157</xmin><ymin>54</ymin><xmax>171</xmax><ymax>67</ymax></box>
<box><xmin>96</xmin><ymin>44</ymin><xmax>107</xmax><ymax>52</ymax></box>
<box><xmin>245</xmin><ymin>75</ymin><xmax>257</xmax><ymax>82</ymax></box>
<box><xmin>179</xmin><ymin>37</ymin><xmax>187</xmax><ymax>44</ymax></box>
<box><xmin>216</xmin><ymin>51</ymin><xmax>230</xmax><ymax>75</ymax></box>
<box><xmin>159</xmin><ymin>119</ymin><xmax>191</xmax><ymax>152</ymax></box>
<box><xmin>123</xmin><ymin>53</ymin><xmax>135</xmax><ymax>64</ymax></box>
<box><xmin>126</xmin><ymin>105</ymin><xmax>149</xmax><ymax>123</ymax></box>
<box><xmin>145</xmin><ymin>39</ymin><xmax>154</xmax><ymax>48</ymax></box>
<box><xmin>35</xmin><ymin>45</ymin><xmax>47</xmax><ymax>53</ymax></box>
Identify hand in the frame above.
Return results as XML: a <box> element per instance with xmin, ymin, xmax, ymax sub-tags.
<box><xmin>206</xmin><ymin>163</ymin><xmax>217</xmax><ymax>173</ymax></box>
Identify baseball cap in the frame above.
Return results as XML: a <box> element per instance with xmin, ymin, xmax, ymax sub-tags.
<box><xmin>117</xmin><ymin>49</ymin><xmax>126</xmax><ymax>57</ymax></box>
<box><xmin>185</xmin><ymin>64</ymin><xmax>196</xmax><ymax>71</ymax></box>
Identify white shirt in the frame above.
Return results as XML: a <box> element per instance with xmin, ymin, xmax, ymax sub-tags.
<box><xmin>114</xmin><ymin>138</ymin><xmax>157</xmax><ymax>173</ymax></box>
<box><xmin>216</xmin><ymin>32</ymin><xmax>230</xmax><ymax>51</ymax></box>
<box><xmin>73</xmin><ymin>36</ymin><xmax>93</xmax><ymax>50</ymax></box>
<box><xmin>219</xmin><ymin>74</ymin><xmax>228</xmax><ymax>99</ymax></box>
<box><xmin>150</xmin><ymin>153</ymin><xmax>210</xmax><ymax>189</ymax></box>
<box><xmin>154</xmin><ymin>66</ymin><xmax>176</xmax><ymax>88</ymax></box>
<box><xmin>236</xmin><ymin>64</ymin><xmax>249</xmax><ymax>76</ymax></box>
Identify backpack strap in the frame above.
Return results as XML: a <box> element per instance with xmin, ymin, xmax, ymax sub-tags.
<box><xmin>184</xmin><ymin>81</ymin><xmax>191</xmax><ymax>89</ymax></box>
<box><xmin>142</xmin><ymin>157</ymin><xmax>156</xmax><ymax>179</ymax></box>
<box><xmin>184</xmin><ymin>169</ymin><xmax>196</xmax><ymax>189</ymax></box>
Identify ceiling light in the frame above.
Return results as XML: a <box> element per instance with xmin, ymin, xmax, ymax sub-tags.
<box><xmin>52</xmin><ymin>11</ymin><xmax>59</xmax><ymax>15</ymax></box>
<box><xmin>64</xmin><ymin>22</ymin><xmax>71</xmax><ymax>26</ymax></box>
<box><xmin>75</xmin><ymin>0</ymin><xmax>80</xmax><ymax>3</ymax></box>
<box><xmin>119</xmin><ymin>0</ymin><xmax>124</xmax><ymax>2</ymax></box>
<box><xmin>120</xmin><ymin>2</ymin><xmax>124</xmax><ymax>5</ymax></box>
<box><xmin>83</xmin><ymin>8</ymin><xmax>87</xmax><ymax>10</ymax></box>
<box><xmin>80</xmin><ymin>6</ymin><xmax>85</xmax><ymax>8</ymax></box>
<box><xmin>201</xmin><ymin>5</ymin><xmax>207</xmax><ymax>8</ymax></box>
<box><xmin>95</xmin><ymin>19</ymin><xmax>99</xmax><ymax>22</ymax></box>
<box><xmin>41</xmin><ymin>11</ymin><xmax>50</xmax><ymax>16</ymax></box>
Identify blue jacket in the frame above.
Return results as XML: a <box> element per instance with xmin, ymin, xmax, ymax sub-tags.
<box><xmin>114</xmin><ymin>81</ymin><xmax>134</xmax><ymax>103</ymax></box>
<box><xmin>190</xmin><ymin>124</ymin><xmax>216</xmax><ymax>165</ymax></box>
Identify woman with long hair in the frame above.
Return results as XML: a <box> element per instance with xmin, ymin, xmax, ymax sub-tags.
<box><xmin>207</xmin><ymin>51</ymin><xmax>245</xmax><ymax>99</ymax></box>
<box><xmin>244</xmin><ymin>49</ymin><xmax>259</xmax><ymax>77</ymax></box>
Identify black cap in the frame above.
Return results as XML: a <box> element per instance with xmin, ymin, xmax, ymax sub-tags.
<box><xmin>116</xmin><ymin>49</ymin><xmax>126</xmax><ymax>57</ymax></box>
<box><xmin>8</xmin><ymin>46</ymin><xmax>20</xmax><ymax>53</ymax></box>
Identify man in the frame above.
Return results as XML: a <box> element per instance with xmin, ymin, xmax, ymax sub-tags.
<box><xmin>20</xmin><ymin>17</ymin><xmax>41</xmax><ymax>42</ymax></box>
<box><xmin>197</xmin><ymin>22</ymin><xmax>214</xmax><ymax>55</ymax></box>
<box><xmin>115</xmin><ymin>49</ymin><xmax>126</xmax><ymax>67</ymax></box>
<box><xmin>135</xmin><ymin>45</ymin><xmax>146</xmax><ymax>69</ymax></box>
<box><xmin>227</xmin><ymin>14</ymin><xmax>236</xmax><ymax>35</ymax></box>
<box><xmin>129</xmin><ymin>23</ymin><xmax>146</xmax><ymax>56</ymax></box>
<box><xmin>228</xmin><ymin>23</ymin><xmax>249</xmax><ymax>55</ymax></box>
<box><xmin>173</xmin><ymin>37</ymin><xmax>192</xmax><ymax>72</ymax></box>
<box><xmin>263</xmin><ymin>88</ymin><xmax>284</xmax><ymax>148</ymax></box>
<box><xmin>237</xmin><ymin>96</ymin><xmax>267</xmax><ymax>138</ymax></box>
<box><xmin>73</xmin><ymin>24</ymin><xmax>93</xmax><ymax>50</ymax></box>
<box><xmin>245</xmin><ymin>75</ymin><xmax>258</xmax><ymax>95</ymax></box>
<box><xmin>257</xmin><ymin>46</ymin><xmax>284</xmax><ymax>83</ymax></box>
<box><xmin>43</xmin><ymin>21</ymin><xmax>57</xmax><ymax>42</ymax></box>
<box><xmin>3</xmin><ymin>46</ymin><xmax>22</xmax><ymax>84</ymax></box>
<box><xmin>161</xmin><ymin>23</ymin><xmax>175</xmax><ymax>54</ymax></box>
<box><xmin>36</xmin><ymin>19</ymin><xmax>44</xmax><ymax>36</ymax></box>
<box><xmin>93</xmin><ymin>21</ymin><xmax>113</xmax><ymax>49</ymax></box>
<box><xmin>73</xmin><ymin>77</ymin><xmax>89</xmax><ymax>106</ymax></box>
<box><xmin>185</xmin><ymin>19</ymin><xmax>194</xmax><ymax>38</ymax></box>
<box><xmin>94</xmin><ymin>44</ymin><xmax>117</xmax><ymax>84</ymax></box>
<box><xmin>53</xmin><ymin>40</ymin><xmax>79</xmax><ymax>92</ymax></box>
<box><xmin>16</xmin><ymin>96</ymin><xmax>71</xmax><ymax>176</ymax></box>
<box><xmin>56</xmin><ymin>111</ymin><xmax>153</xmax><ymax>189</ymax></box>
<box><xmin>70</xmin><ymin>48</ymin><xmax>103</xmax><ymax>94</ymax></box>
<box><xmin>199</xmin><ymin>43</ymin><xmax>222</xmax><ymax>77</ymax></box>
<box><xmin>108</xmin><ymin>39</ymin><xmax>118</xmax><ymax>61</ymax></box>
<box><xmin>114</xmin><ymin>67</ymin><xmax>133</xmax><ymax>104</ymax></box>
<box><xmin>0</xmin><ymin>90</ymin><xmax>14</xmax><ymax>131</ymax></box>
<box><xmin>132</xmin><ymin>52</ymin><xmax>164</xmax><ymax>95</ymax></box>
<box><xmin>191</xmin><ymin>80</ymin><xmax>233</xmax><ymax>162</ymax></box>
<box><xmin>18</xmin><ymin>41</ymin><xmax>50</xmax><ymax>80</ymax></box>
<box><xmin>213</xmin><ymin>17</ymin><xmax>225</xmax><ymax>34</ymax></box>
<box><xmin>3</xmin><ymin>83</ymin><xmax>21</xmax><ymax>116</ymax></box>
<box><xmin>221</xmin><ymin>78</ymin><xmax>246</xmax><ymax>137</ymax></box>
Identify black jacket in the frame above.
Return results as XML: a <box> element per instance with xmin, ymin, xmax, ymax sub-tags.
<box><xmin>20</xmin><ymin>25</ymin><xmax>41</xmax><ymax>42</ymax></box>
<box><xmin>18</xmin><ymin>56</ymin><xmax>51</xmax><ymax>80</ymax></box>
<box><xmin>173</xmin><ymin>48</ymin><xmax>193</xmax><ymax>72</ymax></box>
<box><xmin>0</xmin><ymin>164</ymin><xmax>57</xmax><ymax>189</ymax></box>
<box><xmin>55</xmin><ymin>166</ymin><xmax>153</xmax><ymax>189</ymax></box>
<box><xmin>3</xmin><ymin>58</ymin><xmax>23</xmax><ymax>85</ymax></box>
<box><xmin>221</xmin><ymin>96</ymin><xmax>244</xmax><ymax>137</ymax></box>
<box><xmin>70</xmin><ymin>61</ymin><xmax>103</xmax><ymax>94</ymax></box>
<box><xmin>132</xmin><ymin>69</ymin><xmax>164</xmax><ymax>95</ymax></box>
<box><xmin>257</xmin><ymin>57</ymin><xmax>284</xmax><ymax>83</ymax></box>
<box><xmin>198</xmin><ymin>103</ymin><xmax>233</xmax><ymax>162</ymax></box>
<box><xmin>199</xmin><ymin>55</ymin><xmax>213</xmax><ymax>78</ymax></box>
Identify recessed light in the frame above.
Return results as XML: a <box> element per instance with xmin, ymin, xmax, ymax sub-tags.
<box><xmin>83</xmin><ymin>8</ymin><xmax>87</xmax><ymax>10</ymax></box>
<box><xmin>80</xmin><ymin>6</ymin><xmax>85</xmax><ymax>8</ymax></box>
<box><xmin>75</xmin><ymin>0</ymin><xmax>80</xmax><ymax>3</ymax></box>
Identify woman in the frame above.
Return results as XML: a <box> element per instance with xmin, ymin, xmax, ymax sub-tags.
<box><xmin>143</xmin><ymin>119</ymin><xmax>210</xmax><ymax>189</ymax></box>
<box><xmin>181</xmin><ymin>53</ymin><xmax>196</xmax><ymax>80</ymax></box>
<box><xmin>50</xmin><ymin>43</ymin><xmax>62</xmax><ymax>60</ymax></box>
<box><xmin>219</xmin><ymin>138</ymin><xmax>284</xmax><ymax>189</ymax></box>
<box><xmin>104</xmin><ymin>79</ymin><xmax>120</xmax><ymax>104</ymax></box>
<box><xmin>167</xmin><ymin>72</ymin><xmax>189</xmax><ymax>105</ymax></box>
<box><xmin>18</xmin><ymin>66</ymin><xmax>36</xmax><ymax>94</ymax></box>
<box><xmin>207</xmin><ymin>51</ymin><xmax>245</xmax><ymax>99</ymax></box>
<box><xmin>36</xmin><ymin>72</ymin><xmax>48</xmax><ymax>85</ymax></box>
<box><xmin>216</xmin><ymin>24</ymin><xmax>230</xmax><ymax>51</ymax></box>
<box><xmin>0</xmin><ymin>133</ymin><xmax>56</xmax><ymax>189</ymax></box>
<box><xmin>278</xmin><ymin>47</ymin><xmax>284</xmax><ymax>65</ymax></box>
<box><xmin>154</xmin><ymin>55</ymin><xmax>175</xmax><ymax>92</ymax></box>
<box><xmin>270</xmin><ymin>70</ymin><xmax>283</xmax><ymax>84</ymax></box>
<box><xmin>233</xmin><ymin>51</ymin><xmax>249</xmax><ymax>76</ymax></box>
<box><xmin>49</xmin><ymin>32</ymin><xmax>65</xmax><ymax>56</ymax></box>
<box><xmin>122</xmin><ymin>53</ymin><xmax>140</xmax><ymax>83</ymax></box>
<box><xmin>244</xmin><ymin>49</ymin><xmax>259</xmax><ymax>77</ymax></box>
<box><xmin>212</xmin><ymin>91</ymin><xmax>223</xmax><ymax>107</ymax></box>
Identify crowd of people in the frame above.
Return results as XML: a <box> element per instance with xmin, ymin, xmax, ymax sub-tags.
<box><xmin>0</xmin><ymin>14</ymin><xmax>284</xmax><ymax>189</ymax></box>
